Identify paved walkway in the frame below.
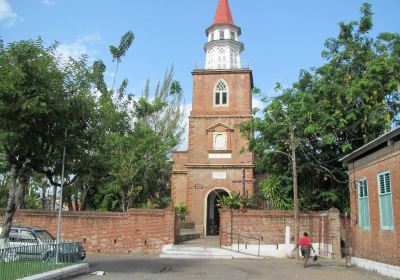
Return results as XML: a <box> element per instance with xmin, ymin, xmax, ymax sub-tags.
<box><xmin>68</xmin><ymin>255</ymin><xmax>393</xmax><ymax>280</ymax></box>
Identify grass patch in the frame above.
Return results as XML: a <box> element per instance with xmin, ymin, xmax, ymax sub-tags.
<box><xmin>0</xmin><ymin>261</ymin><xmax>69</xmax><ymax>280</ymax></box>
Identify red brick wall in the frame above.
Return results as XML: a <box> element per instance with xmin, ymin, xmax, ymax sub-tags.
<box><xmin>347</xmin><ymin>142</ymin><xmax>400</xmax><ymax>266</ymax></box>
<box><xmin>191</xmin><ymin>70</ymin><xmax>253</xmax><ymax>116</ymax></box>
<box><xmin>0</xmin><ymin>208</ymin><xmax>178</xmax><ymax>255</ymax></box>
<box><xmin>219</xmin><ymin>208</ymin><xmax>345</xmax><ymax>259</ymax></box>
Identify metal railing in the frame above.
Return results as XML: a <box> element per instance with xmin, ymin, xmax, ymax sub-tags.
<box><xmin>0</xmin><ymin>240</ymin><xmax>82</xmax><ymax>280</ymax></box>
<box><xmin>220</xmin><ymin>230</ymin><xmax>261</xmax><ymax>257</ymax></box>
<box><xmin>193</xmin><ymin>60</ymin><xmax>250</xmax><ymax>71</ymax></box>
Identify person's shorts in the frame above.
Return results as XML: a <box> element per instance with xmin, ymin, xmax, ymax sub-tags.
<box><xmin>301</xmin><ymin>247</ymin><xmax>311</xmax><ymax>257</ymax></box>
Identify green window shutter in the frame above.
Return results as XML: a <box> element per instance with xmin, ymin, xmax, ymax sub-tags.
<box><xmin>378</xmin><ymin>172</ymin><xmax>394</xmax><ymax>230</ymax></box>
<box><xmin>385</xmin><ymin>194</ymin><xmax>394</xmax><ymax>230</ymax></box>
<box><xmin>384</xmin><ymin>173</ymin><xmax>391</xmax><ymax>193</ymax></box>
<box><xmin>358</xmin><ymin>179</ymin><xmax>370</xmax><ymax>229</ymax></box>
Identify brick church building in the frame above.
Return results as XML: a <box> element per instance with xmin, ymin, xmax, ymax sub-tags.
<box><xmin>171</xmin><ymin>0</ymin><xmax>255</xmax><ymax>236</ymax></box>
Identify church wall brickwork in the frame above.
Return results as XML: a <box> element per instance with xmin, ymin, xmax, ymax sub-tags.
<box><xmin>220</xmin><ymin>208</ymin><xmax>346</xmax><ymax>259</ymax></box>
<box><xmin>191</xmin><ymin>71</ymin><xmax>252</xmax><ymax>115</ymax></box>
<box><xmin>0</xmin><ymin>208</ymin><xmax>178</xmax><ymax>255</ymax></box>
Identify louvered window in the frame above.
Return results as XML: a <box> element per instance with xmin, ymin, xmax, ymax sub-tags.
<box><xmin>377</xmin><ymin>171</ymin><xmax>394</xmax><ymax>230</ymax></box>
<box><xmin>357</xmin><ymin>179</ymin><xmax>370</xmax><ymax>229</ymax></box>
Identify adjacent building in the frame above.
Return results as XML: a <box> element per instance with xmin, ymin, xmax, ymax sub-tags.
<box><xmin>341</xmin><ymin>127</ymin><xmax>400</xmax><ymax>277</ymax></box>
<box><xmin>171</xmin><ymin>0</ymin><xmax>255</xmax><ymax>236</ymax></box>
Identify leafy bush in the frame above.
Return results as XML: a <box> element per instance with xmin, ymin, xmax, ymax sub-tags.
<box><xmin>175</xmin><ymin>202</ymin><xmax>188</xmax><ymax>221</ymax></box>
<box><xmin>260</xmin><ymin>176</ymin><xmax>293</xmax><ymax>210</ymax></box>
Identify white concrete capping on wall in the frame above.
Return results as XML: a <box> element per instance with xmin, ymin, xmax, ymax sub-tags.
<box><xmin>351</xmin><ymin>257</ymin><xmax>400</xmax><ymax>278</ymax></box>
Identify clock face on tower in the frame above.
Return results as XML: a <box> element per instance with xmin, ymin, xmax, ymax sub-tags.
<box><xmin>213</xmin><ymin>132</ymin><xmax>227</xmax><ymax>150</ymax></box>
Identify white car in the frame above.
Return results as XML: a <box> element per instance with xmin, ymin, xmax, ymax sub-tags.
<box><xmin>0</xmin><ymin>226</ymin><xmax>85</xmax><ymax>261</ymax></box>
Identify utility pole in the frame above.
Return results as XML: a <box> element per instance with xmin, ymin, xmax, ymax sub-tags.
<box><xmin>56</xmin><ymin>130</ymin><xmax>67</xmax><ymax>263</ymax></box>
<box><xmin>291</xmin><ymin>127</ymin><xmax>299</xmax><ymax>260</ymax></box>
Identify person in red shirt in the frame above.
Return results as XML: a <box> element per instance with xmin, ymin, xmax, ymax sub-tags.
<box><xmin>293</xmin><ymin>232</ymin><xmax>315</xmax><ymax>268</ymax></box>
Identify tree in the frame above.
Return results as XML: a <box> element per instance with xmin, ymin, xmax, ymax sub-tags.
<box><xmin>136</xmin><ymin>67</ymin><xmax>185</xmax><ymax>204</ymax></box>
<box><xmin>0</xmin><ymin>39</ymin><xmax>98</xmax><ymax>237</ymax></box>
<box><xmin>240</xmin><ymin>3</ymin><xmax>400</xmax><ymax>211</ymax></box>
<box><xmin>0</xmin><ymin>39</ymin><xmax>64</xmax><ymax>237</ymax></box>
<box><xmin>82</xmin><ymin>32</ymin><xmax>182</xmax><ymax>212</ymax></box>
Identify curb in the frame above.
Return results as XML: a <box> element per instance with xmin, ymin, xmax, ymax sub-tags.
<box><xmin>20</xmin><ymin>263</ymin><xmax>89</xmax><ymax>280</ymax></box>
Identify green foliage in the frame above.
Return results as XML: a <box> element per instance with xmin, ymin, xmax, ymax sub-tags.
<box><xmin>110</xmin><ymin>30</ymin><xmax>135</xmax><ymax>90</ymax></box>
<box><xmin>170</xmin><ymin>80</ymin><xmax>182</xmax><ymax>95</ymax></box>
<box><xmin>260</xmin><ymin>176</ymin><xmax>293</xmax><ymax>210</ymax></box>
<box><xmin>175</xmin><ymin>202</ymin><xmax>188</xmax><ymax>221</ymax></box>
<box><xmin>240</xmin><ymin>3</ymin><xmax>400</xmax><ymax>211</ymax></box>
<box><xmin>0</xmin><ymin>31</ymin><xmax>183</xmax><ymax>216</ymax></box>
<box><xmin>78</xmin><ymin>37</ymin><xmax>182</xmax><ymax>212</ymax></box>
<box><xmin>24</xmin><ymin>193</ymin><xmax>41</xmax><ymax>209</ymax></box>
<box><xmin>109</xmin><ymin>31</ymin><xmax>135</xmax><ymax>63</ymax></box>
<box><xmin>140</xmin><ymin>67</ymin><xmax>185</xmax><ymax>148</ymax></box>
<box><xmin>216</xmin><ymin>192</ymin><xmax>242</xmax><ymax>210</ymax></box>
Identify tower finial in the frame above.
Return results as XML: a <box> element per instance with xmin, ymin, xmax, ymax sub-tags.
<box><xmin>212</xmin><ymin>0</ymin><xmax>234</xmax><ymax>26</ymax></box>
<box><xmin>204</xmin><ymin>0</ymin><xmax>243</xmax><ymax>70</ymax></box>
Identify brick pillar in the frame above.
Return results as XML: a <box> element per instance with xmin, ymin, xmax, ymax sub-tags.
<box><xmin>328</xmin><ymin>208</ymin><xmax>342</xmax><ymax>259</ymax></box>
<box><xmin>219</xmin><ymin>209</ymin><xmax>232</xmax><ymax>246</ymax></box>
<box><xmin>164</xmin><ymin>205</ymin><xmax>177</xmax><ymax>245</ymax></box>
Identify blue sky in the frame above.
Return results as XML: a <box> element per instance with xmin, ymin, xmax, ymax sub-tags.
<box><xmin>1</xmin><ymin>0</ymin><xmax>399</xmax><ymax>148</ymax></box>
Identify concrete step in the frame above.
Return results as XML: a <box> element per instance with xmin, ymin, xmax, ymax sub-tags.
<box><xmin>160</xmin><ymin>244</ymin><xmax>262</xmax><ymax>259</ymax></box>
<box><xmin>179</xmin><ymin>229</ymin><xmax>198</xmax><ymax>235</ymax></box>
<box><xmin>159</xmin><ymin>253</ymin><xmax>233</xmax><ymax>259</ymax></box>
<box><xmin>177</xmin><ymin>229</ymin><xmax>200</xmax><ymax>243</ymax></box>
<box><xmin>165</xmin><ymin>246</ymin><xmax>213</xmax><ymax>252</ymax></box>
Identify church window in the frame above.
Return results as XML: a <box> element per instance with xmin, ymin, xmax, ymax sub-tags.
<box><xmin>231</xmin><ymin>32</ymin><xmax>235</xmax><ymax>40</ymax></box>
<box><xmin>211</xmin><ymin>32</ymin><xmax>214</xmax><ymax>41</ymax></box>
<box><xmin>215</xmin><ymin>92</ymin><xmax>220</xmax><ymax>105</ymax></box>
<box><xmin>222</xmin><ymin>92</ymin><xmax>227</xmax><ymax>104</ymax></box>
<box><xmin>219</xmin><ymin>30</ymin><xmax>224</xmax><ymax>40</ymax></box>
<box><xmin>214</xmin><ymin>80</ymin><xmax>228</xmax><ymax>106</ymax></box>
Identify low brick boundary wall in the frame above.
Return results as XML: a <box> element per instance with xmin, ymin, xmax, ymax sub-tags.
<box><xmin>0</xmin><ymin>207</ymin><xmax>179</xmax><ymax>254</ymax></box>
<box><xmin>219</xmin><ymin>208</ymin><xmax>347</xmax><ymax>259</ymax></box>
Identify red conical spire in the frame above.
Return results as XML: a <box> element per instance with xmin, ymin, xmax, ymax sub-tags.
<box><xmin>212</xmin><ymin>0</ymin><xmax>234</xmax><ymax>26</ymax></box>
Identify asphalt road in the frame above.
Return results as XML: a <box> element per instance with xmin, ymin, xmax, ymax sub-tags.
<box><xmin>67</xmin><ymin>255</ymin><xmax>393</xmax><ymax>280</ymax></box>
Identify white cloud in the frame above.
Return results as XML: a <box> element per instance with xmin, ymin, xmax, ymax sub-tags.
<box><xmin>0</xmin><ymin>0</ymin><xmax>17</xmax><ymax>26</ymax></box>
<box><xmin>41</xmin><ymin>0</ymin><xmax>56</xmax><ymax>7</ymax></box>
<box><xmin>57</xmin><ymin>42</ymin><xmax>88</xmax><ymax>60</ymax></box>
<box><xmin>56</xmin><ymin>34</ymin><xmax>101</xmax><ymax>61</ymax></box>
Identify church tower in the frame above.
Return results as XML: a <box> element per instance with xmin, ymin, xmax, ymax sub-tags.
<box><xmin>172</xmin><ymin>0</ymin><xmax>254</xmax><ymax>236</ymax></box>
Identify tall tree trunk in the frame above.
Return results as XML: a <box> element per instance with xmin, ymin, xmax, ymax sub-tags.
<box><xmin>75</xmin><ymin>190</ymin><xmax>79</xmax><ymax>211</ymax></box>
<box><xmin>66</xmin><ymin>192</ymin><xmax>73</xmax><ymax>211</ymax></box>
<box><xmin>42</xmin><ymin>185</ymin><xmax>46</xmax><ymax>210</ymax></box>
<box><xmin>0</xmin><ymin>164</ymin><xmax>19</xmax><ymax>239</ymax></box>
<box><xmin>80</xmin><ymin>186</ymin><xmax>87</xmax><ymax>211</ymax></box>
<box><xmin>121</xmin><ymin>191</ymin><xmax>127</xmax><ymax>212</ymax></box>
<box><xmin>52</xmin><ymin>183</ymin><xmax>57</xmax><ymax>210</ymax></box>
<box><xmin>16</xmin><ymin>166</ymin><xmax>30</xmax><ymax>209</ymax></box>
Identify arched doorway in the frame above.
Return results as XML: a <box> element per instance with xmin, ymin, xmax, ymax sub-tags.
<box><xmin>206</xmin><ymin>189</ymin><xmax>229</xmax><ymax>236</ymax></box>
